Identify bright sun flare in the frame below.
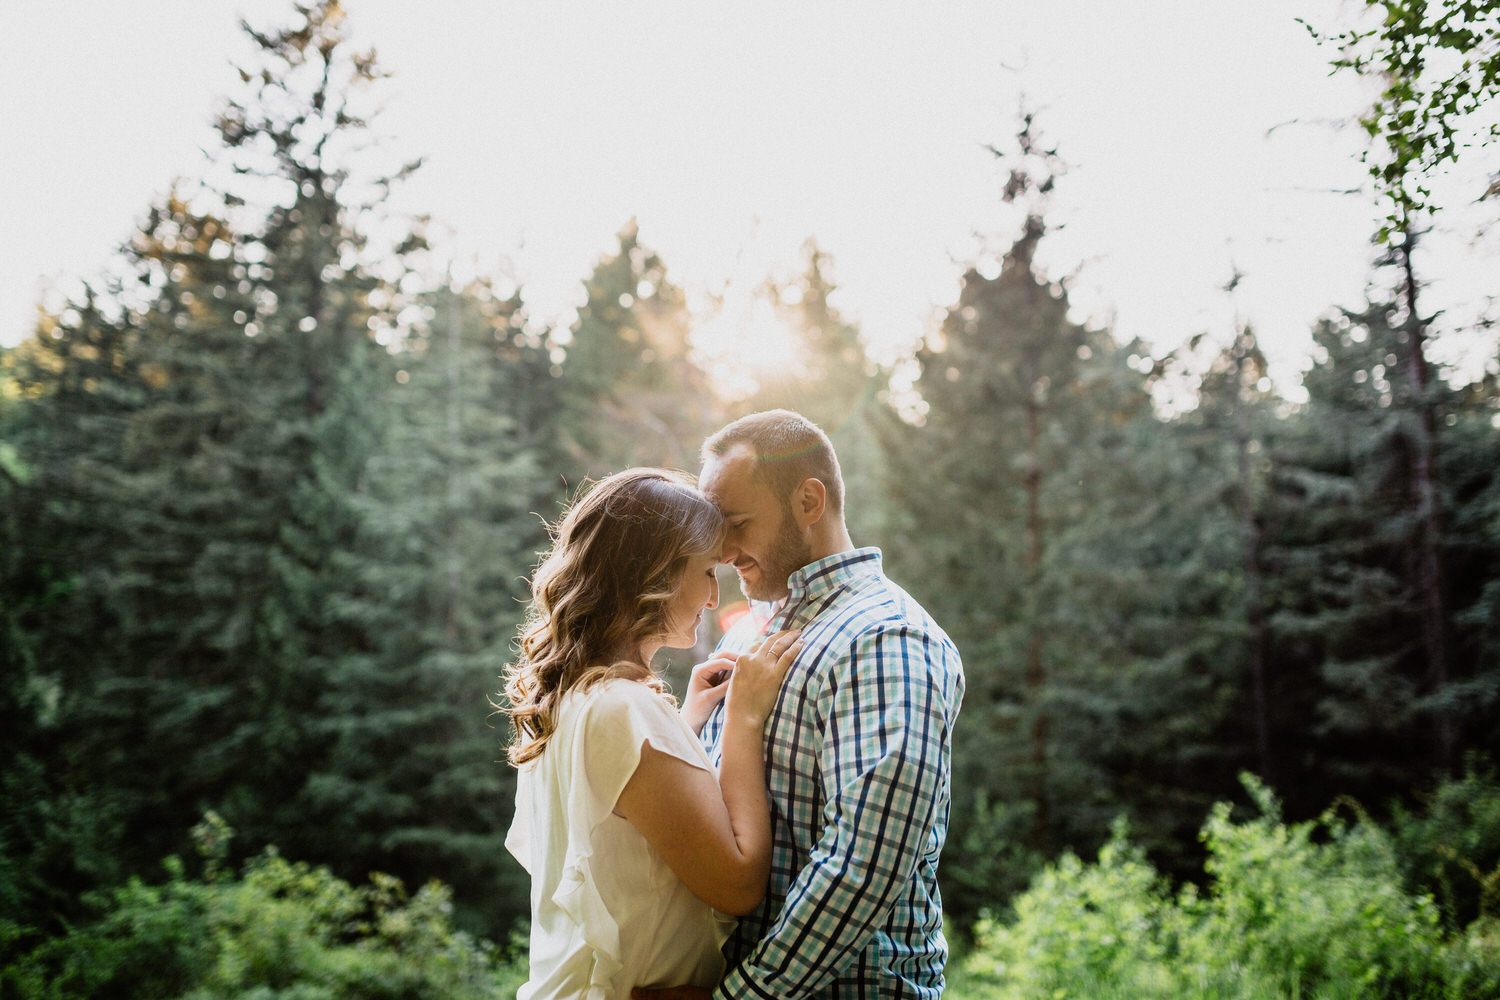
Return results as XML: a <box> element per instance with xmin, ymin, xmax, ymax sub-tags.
<box><xmin>695</xmin><ymin>295</ymin><xmax>804</xmax><ymax>400</ymax></box>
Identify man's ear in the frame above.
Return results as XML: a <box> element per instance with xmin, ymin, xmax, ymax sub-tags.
<box><xmin>792</xmin><ymin>478</ymin><xmax>827</xmax><ymax>529</ymax></box>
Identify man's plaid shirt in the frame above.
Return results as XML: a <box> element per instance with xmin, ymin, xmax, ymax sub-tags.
<box><xmin>701</xmin><ymin>548</ymin><xmax>964</xmax><ymax>1000</ymax></box>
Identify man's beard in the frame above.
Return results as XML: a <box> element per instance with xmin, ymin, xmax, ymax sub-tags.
<box><xmin>743</xmin><ymin>507</ymin><xmax>814</xmax><ymax>603</ymax></box>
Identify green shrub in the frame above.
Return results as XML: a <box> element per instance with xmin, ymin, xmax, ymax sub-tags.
<box><xmin>1444</xmin><ymin>917</ymin><xmax>1500</xmax><ymax>1000</ymax></box>
<box><xmin>1188</xmin><ymin>777</ymin><xmax>1451</xmax><ymax>999</ymax></box>
<box><xmin>942</xmin><ymin>792</ymin><xmax>1045</xmax><ymax>937</ymax></box>
<box><xmin>1389</xmin><ymin>757</ymin><xmax>1500</xmax><ymax>931</ymax></box>
<box><xmin>951</xmin><ymin>776</ymin><xmax>1498</xmax><ymax>1000</ymax></box>
<box><xmin>954</xmin><ymin>818</ymin><xmax>1190</xmax><ymax>999</ymax></box>
<box><xmin>1</xmin><ymin>814</ymin><xmax>527</xmax><ymax>1000</ymax></box>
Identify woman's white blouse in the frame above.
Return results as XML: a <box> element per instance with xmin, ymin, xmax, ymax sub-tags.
<box><xmin>506</xmin><ymin>678</ymin><xmax>736</xmax><ymax>1000</ymax></box>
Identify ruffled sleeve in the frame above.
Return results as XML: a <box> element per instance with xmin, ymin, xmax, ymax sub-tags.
<box><xmin>552</xmin><ymin>679</ymin><xmax>714</xmax><ymax>998</ymax></box>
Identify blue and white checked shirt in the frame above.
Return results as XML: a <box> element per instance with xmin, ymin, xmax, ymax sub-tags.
<box><xmin>701</xmin><ymin>548</ymin><xmax>964</xmax><ymax>1000</ymax></box>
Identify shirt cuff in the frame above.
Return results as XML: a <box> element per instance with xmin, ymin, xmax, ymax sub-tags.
<box><xmin>715</xmin><ymin>965</ymin><xmax>785</xmax><ymax>1000</ymax></box>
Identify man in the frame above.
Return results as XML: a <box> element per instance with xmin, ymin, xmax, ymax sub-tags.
<box><xmin>642</xmin><ymin>409</ymin><xmax>965</xmax><ymax>1000</ymax></box>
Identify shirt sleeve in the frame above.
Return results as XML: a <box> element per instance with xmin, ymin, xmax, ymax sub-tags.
<box><xmin>543</xmin><ymin>680</ymin><xmax>717</xmax><ymax>998</ymax></box>
<box><xmin>574</xmin><ymin>680</ymin><xmax>714</xmax><ymax>821</ymax></box>
<box><xmin>717</xmin><ymin>624</ymin><xmax>958</xmax><ymax>999</ymax></box>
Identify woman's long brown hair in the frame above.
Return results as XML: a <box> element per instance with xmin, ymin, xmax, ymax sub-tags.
<box><xmin>500</xmin><ymin>468</ymin><xmax>723</xmax><ymax>766</ymax></box>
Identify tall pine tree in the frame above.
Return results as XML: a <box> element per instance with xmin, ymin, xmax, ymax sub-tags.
<box><xmin>301</xmin><ymin>277</ymin><xmax>558</xmax><ymax>932</ymax></box>
<box><xmin>881</xmin><ymin>118</ymin><xmax>1156</xmax><ymax>919</ymax></box>
<box><xmin>734</xmin><ymin>241</ymin><xmax>890</xmax><ymax>543</ymax></box>
<box><xmin>556</xmin><ymin>220</ymin><xmax>716</xmax><ymax>480</ymax></box>
<box><xmin>0</xmin><ymin>0</ymin><xmax>429</xmax><ymax>926</ymax></box>
<box><xmin>1259</xmin><ymin>236</ymin><xmax>1497</xmax><ymax>811</ymax></box>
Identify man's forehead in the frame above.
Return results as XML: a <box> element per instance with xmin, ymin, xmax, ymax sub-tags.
<box><xmin>701</xmin><ymin>444</ymin><xmax>764</xmax><ymax>504</ymax></box>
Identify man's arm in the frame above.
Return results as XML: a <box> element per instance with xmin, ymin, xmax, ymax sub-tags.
<box><xmin>717</xmin><ymin>624</ymin><xmax>958</xmax><ymax>999</ymax></box>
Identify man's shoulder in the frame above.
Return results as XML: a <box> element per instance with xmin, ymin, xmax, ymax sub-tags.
<box><xmin>817</xmin><ymin>571</ymin><xmax>960</xmax><ymax>661</ymax></box>
<box><xmin>836</xmin><ymin>569</ymin><xmax>948</xmax><ymax>632</ymax></box>
<box><xmin>808</xmin><ymin>571</ymin><xmax>965</xmax><ymax>722</ymax></box>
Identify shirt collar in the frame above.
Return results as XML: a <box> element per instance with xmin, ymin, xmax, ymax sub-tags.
<box><xmin>782</xmin><ymin>546</ymin><xmax>883</xmax><ymax>608</ymax></box>
<box><xmin>745</xmin><ymin>548</ymin><xmax>885</xmax><ymax>626</ymax></box>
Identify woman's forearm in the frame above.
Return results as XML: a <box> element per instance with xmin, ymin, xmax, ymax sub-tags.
<box><xmin>714</xmin><ymin>713</ymin><xmax>773</xmax><ymax>909</ymax></box>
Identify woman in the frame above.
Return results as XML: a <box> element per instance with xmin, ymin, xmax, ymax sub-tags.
<box><xmin>502</xmin><ymin>469</ymin><xmax>801</xmax><ymax>1000</ymax></box>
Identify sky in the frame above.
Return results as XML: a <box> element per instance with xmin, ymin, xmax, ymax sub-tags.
<box><xmin>1</xmin><ymin>1</ymin><xmax>1494</xmax><ymax>397</ymax></box>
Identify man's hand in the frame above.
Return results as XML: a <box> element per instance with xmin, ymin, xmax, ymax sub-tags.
<box><xmin>680</xmin><ymin>651</ymin><xmax>739</xmax><ymax>734</ymax></box>
<box><xmin>631</xmin><ymin>988</ymin><xmax>711</xmax><ymax>1000</ymax></box>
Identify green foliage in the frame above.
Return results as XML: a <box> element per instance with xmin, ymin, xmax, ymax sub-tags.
<box><xmin>1195</xmin><ymin>778</ymin><xmax>1450</xmax><ymax>998</ymax></box>
<box><xmin>952</xmin><ymin>778</ymin><xmax>1500</xmax><ymax>999</ymax></box>
<box><xmin>1253</xmin><ymin>275</ymin><xmax>1498</xmax><ymax>812</ymax></box>
<box><xmin>957</xmin><ymin>818</ymin><xmax>1186</xmax><ymax>998</ymax></box>
<box><xmin>0</xmin><ymin>0</ymin><xmax>543</xmax><ymax>944</ymax></box>
<box><xmin>941</xmin><ymin>793</ymin><xmax>1045</xmax><ymax>934</ymax></box>
<box><xmin>556</xmin><ymin>220</ymin><xmax>715</xmax><ymax>479</ymax></box>
<box><xmin>1390</xmin><ymin>758</ymin><xmax>1500</xmax><ymax>931</ymax></box>
<box><xmin>4</xmin><ymin>0</ymin><xmax>1500</xmax><ymax>973</ymax></box>
<box><xmin>1302</xmin><ymin>0</ymin><xmax>1500</xmax><ymax>236</ymax></box>
<box><xmin>889</xmin><ymin>116</ymin><xmax>1251</xmax><ymax>916</ymax></box>
<box><xmin>295</xmin><ymin>280</ymin><xmax>553</xmax><ymax>934</ymax></box>
<box><xmin>1</xmin><ymin>821</ymin><xmax>526</xmax><ymax>1000</ymax></box>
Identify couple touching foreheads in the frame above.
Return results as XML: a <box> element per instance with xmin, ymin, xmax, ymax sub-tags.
<box><xmin>502</xmin><ymin>410</ymin><xmax>965</xmax><ymax>1000</ymax></box>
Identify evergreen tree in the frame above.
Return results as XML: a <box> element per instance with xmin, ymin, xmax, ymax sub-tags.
<box><xmin>1387</xmin><ymin>233</ymin><xmax>1458</xmax><ymax>772</ymax></box>
<box><xmin>1179</xmin><ymin>304</ymin><xmax>1282</xmax><ymax>787</ymax></box>
<box><xmin>880</xmin><ymin>118</ymin><xmax>1164</xmax><ymax>921</ymax></box>
<box><xmin>1298</xmin><ymin>0</ymin><xmax>1500</xmax><ymax>807</ymax></box>
<box><xmin>147</xmin><ymin>0</ymin><xmax>414</xmax><ymax>860</ymax></box>
<box><xmin>300</xmin><ymin>278</ymin><xmax>557</xmax><ymax>932</ymax></box>
<box><xmin>1442</xmin><ymin>373</ymin><xmax>1500</xmax><ymax>761</ymax></box>
<box><xmin>881</xmin><ymin>117</ymin><xmax>1288</xmax><ymax>922</ymax></box>
<box><xmin>556</xmin><ymin>220</ymin><xmax>715</xmax><ymax>479</ymax></box>
<box><xmin>0</xmin><ymin>335</ymin><xmax>101</xmax><ymax>934</ymax></box>
<box><xmin>1259</xmin><ymin>241</ymin><xmax>1499</xmax><ymax>810</ymax></box>
<box><xmin>1260</xmin><ymin>309</ymin><xmax>1423</xmax><ymax>807</ymax></box>
<box><xmin>0</xmin><ymin>0</ymin><xmax>426</xmax><ymax>927</ymax></box>
<box><xmin>0</xmin><ymin>204</ymin><xmax>258</xmax><ymax>928</ymax></box>
<box><xmin>736</xmin><ymin>241</ymin><xmax>890</xmax><ymax>543</ymax></box>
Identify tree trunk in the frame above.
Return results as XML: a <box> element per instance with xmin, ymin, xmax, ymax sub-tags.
<box><xmin>1024</xmin><ymin>390</ymin><xmax>1049</xmax><ymax>846</ymax></box>
<box><xmin>1233</xmin><ymin>329</ymin><xmax>1273</xmax><ymax>782</ymax></box>
<box><xmin>445</xmin><ymin>292</ymin><xmax>463</xmax><ymax>643</ymax></box>
<box><xmin>1396</xmin><ymin>230</ymin><xmax>1454</xmax><ymax>773</ymax></box>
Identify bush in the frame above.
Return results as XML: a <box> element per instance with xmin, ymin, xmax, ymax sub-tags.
<box><xmin>1389</xmin><ymin>757</ymin><xmax>1500</xmax><ymax>931</ymax></box>
<box><xmin>1</xmin><ymin>814</ymin><xmax>527</xmax><ymax>1000</ymax></box>
<box><xmin>955</xmin><ymin>817</ymin><xmax>1189</xmax><ymax>999</ymax></box>
<box><xmin>950</xmin><ymin>776</ymin><xmax>1500</xmax><ymax>1000</ymax></box>
<box><xmin>941</xmin><ymin>791</ymin><xmax>1045</xmax><ymax>939</ymax></box>
<box><xmin>1189</xmin><ymin>777</ymin><xmax>1451</xmax><ymax>999</ymax></box>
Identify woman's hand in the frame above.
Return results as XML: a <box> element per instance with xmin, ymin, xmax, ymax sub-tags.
<box><xmin>725</xmin><ymin>629</ymin><xmax>802</xmax><ymax>728</ymax></box>
<box><xmin>618</xmin><ymin>629</ymin><xmax>803</xmax><ymax>915</ymax></box>
<box><xmin>681</xmin><ymin>651</ymin><xmax>738</xmax><ymax>734</ymax></box>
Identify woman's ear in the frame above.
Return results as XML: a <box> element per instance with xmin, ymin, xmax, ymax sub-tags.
<box><xmin>792</xmin><ymin>478</ymin><xmax>827</xmax><ymax>529</ymax></box>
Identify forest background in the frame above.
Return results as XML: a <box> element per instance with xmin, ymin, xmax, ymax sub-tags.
<box><xmin>3</xmin><ymin>2</ymin><xmax>1500</xmax><ymax>997</ymax></box>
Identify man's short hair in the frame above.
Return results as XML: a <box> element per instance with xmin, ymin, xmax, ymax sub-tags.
<box><xmin>703</xmin><ymin>409</ymin><xmax>845</xmax><ymax>516</ymax></box>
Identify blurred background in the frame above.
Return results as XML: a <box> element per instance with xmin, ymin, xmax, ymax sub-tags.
<box><xmin>2</xmin><ymin>1</ymin><xmax>1497</xmax><ymax>996</ymax></box>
